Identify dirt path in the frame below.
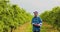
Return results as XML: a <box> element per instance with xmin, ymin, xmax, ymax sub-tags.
<box><xmin>13</xmin><ymin>22</ymin><xmax>58</xmax><ymax>32</ymax></box>
<box><xmin>13</xmin><ymin>22</ymin><xmax>32</xmax><ymax>32</ymax></box>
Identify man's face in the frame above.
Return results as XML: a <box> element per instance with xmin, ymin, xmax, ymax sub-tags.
<box><xmin>34</xmin><ymin>13</ymin><xmax>38</xmax><ymax>17</ymax></box>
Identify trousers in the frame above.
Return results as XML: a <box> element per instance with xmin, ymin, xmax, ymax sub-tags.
<box><xmin>33</xmin><ymin>30</ymin><xmax>40</xmax><ymax>32</ymax></box>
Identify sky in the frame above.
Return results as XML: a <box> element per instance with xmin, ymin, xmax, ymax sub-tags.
<box><xmin>10</xmin><ymin>0</ymin><xmax>60</xmax><ymax>15</ymax></box>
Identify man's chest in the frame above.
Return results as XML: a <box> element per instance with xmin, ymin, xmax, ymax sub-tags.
<box><xmin>33</xmin><ymin>18</ymin><xmax>39</xmax><ymax>24</ymax></box>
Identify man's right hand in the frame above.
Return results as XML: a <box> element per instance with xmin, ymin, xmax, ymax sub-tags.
<box><xmin>33</xmin><ymin>24</ymin><xmax>40</xmax><ymax>26</ymax></box>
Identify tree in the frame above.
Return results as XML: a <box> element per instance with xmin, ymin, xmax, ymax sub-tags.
<box><xmin>40</xmin><ymin>6</ymin><xmax>60</xmax><ymax>31</ymax></box>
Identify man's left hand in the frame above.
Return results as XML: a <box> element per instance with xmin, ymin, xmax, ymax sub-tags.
<box><xmin>37</xmin><ymin>24</ymin><xmax>40</xmax><ymax>26</ymax></box>
<box><xmin>34</xmin><ymin>24</ymin><xmax>40</xmax><ymax>26</ymax></box>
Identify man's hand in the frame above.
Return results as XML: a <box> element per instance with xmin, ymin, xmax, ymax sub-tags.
<box><xmin>34</xmin><ymin>24</ymin><xmax>40</xmax><ymax>26</ymax></box>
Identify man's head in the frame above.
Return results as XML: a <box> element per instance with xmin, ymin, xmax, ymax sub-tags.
<box><xmin>33</xmin><ymin>11</ymin><xmax>38</xmax><ymax>17</ymax></box>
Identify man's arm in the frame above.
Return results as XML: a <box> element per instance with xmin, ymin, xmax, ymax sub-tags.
<box><xmin>38</xmin><ymin>17</ymin><xmax>42</xmax><ymax>26</ymax></box>
<box><xmin>31</xmin><ymin>18</ymin><xmax>38</xmax><ymax>26</ymax></box>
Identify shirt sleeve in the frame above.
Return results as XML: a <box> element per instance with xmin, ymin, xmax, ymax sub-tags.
<box><xmin>38</xmin><ymin>17</ymin><xmax>42</xmax><ymax>26</ymax></box>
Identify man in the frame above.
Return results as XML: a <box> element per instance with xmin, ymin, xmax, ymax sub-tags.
<box><xmin>31</xmin><ymin>11</ymin><xmax>42</xmax><ymax>32</ymax></box>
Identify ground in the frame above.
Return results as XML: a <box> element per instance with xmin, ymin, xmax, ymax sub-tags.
<box><xmin>13</xmin><ymin>22</ymin><xmax>58</xmax><ymax>32</ymax></box>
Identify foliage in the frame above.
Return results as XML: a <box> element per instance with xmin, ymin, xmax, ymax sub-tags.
<box><xmin>0</xmin><ymin>0</ymin><xmax>32</xmax><ymax>32</ymax></box>
<box><xmin>40</xmin><ymin>6</ymin><xmax>60</xmax><ymax>31</ymax></box>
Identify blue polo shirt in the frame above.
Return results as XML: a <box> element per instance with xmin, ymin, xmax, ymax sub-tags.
<box><xmin>32</xmin><ymin>16</ymin><xmax>42</xmax><ymax>31</ymax></box>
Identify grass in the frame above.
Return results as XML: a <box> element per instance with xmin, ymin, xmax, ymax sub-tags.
<box><xmin>13</xmin><ymin>22</ymin><xmax>58</xmax><ymax>32</ymax></box>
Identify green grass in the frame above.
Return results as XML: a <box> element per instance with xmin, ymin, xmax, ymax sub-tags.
<box><xmin>13</xmin><ymin>22</ymin><xmax>58</xmax><ymax>32</ymax></box>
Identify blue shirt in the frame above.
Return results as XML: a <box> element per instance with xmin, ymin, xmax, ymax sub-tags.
<box><xmin>32</xmin><ymin>17</ymin><xmax>42</xmax><ymax>31</ymax></box>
